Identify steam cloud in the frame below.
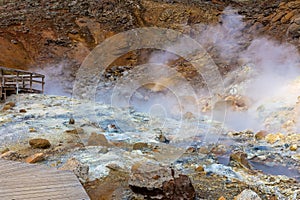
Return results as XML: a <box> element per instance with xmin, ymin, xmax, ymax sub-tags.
<box><xmin>33</xmin><ymin>61</ymin><xmax>76</xmax><ymax>97</ymax></box>
<box><xmin>194</xmin><ymin>7</ymin><xmax>300</xmax><ymax>132</ymax></box>
<box><xmin>39</xmin><ymin>6</ymin><xmax>300</xmax><ymax>133</ymax></box>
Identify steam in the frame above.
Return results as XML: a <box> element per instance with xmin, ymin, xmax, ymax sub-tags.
<box><xmin>196</xmin><ymin>8</ymin><xmax>300</xmax><ymax>132</ymax></box>
<box><xmin>134</xmin><ymin>6</ymin><xmax>300</xmax><ymax>133</ymax></box>
<box><xmin>148</xmin><ymin>50</ymin><xmax>179</xmax><ymax>65</ymax></box>
<box><xmin>241</xmin><ymin>38</ymin><xmax>300</xmax><ymax>102</ymax></box>
<box><xmin>33</xmin><ymin>61</ymin><xmax>76</xmax><ymax>97</ymax></box>
<box><xmin>36</xmin><ymin>6</ymin><xmax>300</xmax><ymax>134</ymax></box>
<box><xmin>195</xmin><ymin>7</ymin><xmax>246</xmax><ymax>64</ymax></box>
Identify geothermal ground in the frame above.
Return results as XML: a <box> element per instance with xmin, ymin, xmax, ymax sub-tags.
<box><xmin>1</xmin><ymin>0</ymin><xmax>300</xmax><ymax>199</ymax></box>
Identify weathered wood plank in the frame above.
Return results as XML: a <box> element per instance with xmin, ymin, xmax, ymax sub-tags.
<box><xmin>0</xmin><ymin>159</ymin><xmax>90</xmax><ymax>200</ymax></box>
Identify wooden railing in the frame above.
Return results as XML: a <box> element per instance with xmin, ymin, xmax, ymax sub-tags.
<box><xmin>0</xmin><ymin>67</ymin><xmax>45</xmax><ymax>101</ymax></box>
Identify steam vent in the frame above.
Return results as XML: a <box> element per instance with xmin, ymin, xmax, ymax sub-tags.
<box><xmin>1</xmin><ymin>0</ymin><xmax>300</xmax><ymax>199</ymax></box>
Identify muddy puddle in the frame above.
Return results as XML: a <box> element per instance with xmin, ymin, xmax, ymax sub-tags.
<box><xmin>218</xmin><ymin>156</ymin><xmax>300</xmax><ymax>181</ymax></box>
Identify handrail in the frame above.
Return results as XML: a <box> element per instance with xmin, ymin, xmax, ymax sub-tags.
<box><xmin>0</xmin><ymin>66</ymin><xmax>45</xmax><ymax>77</ymax></box>
<box><xmin>0</xmin><ymin>66</ymin><xmax>45</xmax><ymax>101</ymax></box>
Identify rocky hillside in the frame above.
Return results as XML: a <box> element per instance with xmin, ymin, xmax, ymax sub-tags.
<box><xmin>0</xmin><ymin>0</ymin><xmax>299</xmax><ymax>71</ymax></box>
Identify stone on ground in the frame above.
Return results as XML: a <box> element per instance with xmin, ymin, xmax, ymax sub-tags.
<box><xmin>87</xmin><ymin>132</ymin><xmax>109</xmax><ymax>146</ymax></box>
<box><xmin>29</xmin><ymin>138</ymin><xmax>51</xmax><ymax>149</ymax></box>
<box><xmin>59</xmin><ymin>157</ymin><xmax>89</xmax><ymax>183</ymax></box>
<box><xmin>235</xmin><ymin>189</ymin><xmax>261</xmax><ymax>200</ymax></box>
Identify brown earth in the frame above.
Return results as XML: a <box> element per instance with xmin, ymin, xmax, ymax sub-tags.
<box><xmin>0</xmin><ymin>0</ymin><xmax>299</xmax><ymax>72</ymax></box>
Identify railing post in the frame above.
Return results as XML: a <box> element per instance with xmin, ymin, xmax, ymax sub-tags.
<box><xmin>42</xmin><ymin>76</ymin><xmax>45</xmax><ymax>94</ymax></box>
<box><xmin>0</xmin><ymin>68</ymin><xmax>3</xmax><ymax>87</ymax></box>
<box><xmin>22</xmin><ymin>74</ymin><xmax>25</xmax><ymax>89</ymax></box>
<box><xmin>16</xmin><ymin>71</ymin><xmax>19</xmax><ymax>95</ymax></box>
<box><xmin>30</xmin><ymin>73</ymin><xmax>33</xmax><ymax>92</ymax></box>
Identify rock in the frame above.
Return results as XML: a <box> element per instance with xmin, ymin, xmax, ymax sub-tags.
<box><xmin>288</xmin><ymin>23</ymin><xmax>300</xmax><ymax>38</ymax></box>
<box><xmin>1</xmin><ymin>147</ymin><xmax>9</xmax><ymax>154</ymax></box>
<box><xmin>25</xmin><ymin>153</ymin><xmax>45</xmax><ymax>163</ymax></box>
<box><xmin>294</xmin><ymin>17</ymin><xmax>300</xmax><ymax>25</ymax></box>
<box><xmin>265</xmin><ymin>133</ymin><xmax>284</xmax><ymax>144</ymax></box>
<box><xmin>281</xmin><ymin>11</ymin><xmax>295</xmax><ymax>23</ymax></box>
<box><xmin>195</xmin><ymin>165</ymin><xmax>204</xmax><ymax>172</ymax></box>
<box><xmin>87</xmin><ymin>132</ymin><xmax>109</xmax><ymax>146</ymax></box>
<box><xmin>255</xmin><ymin>130</ymin><xmax>268</xmax><ymax>140</ymax></box>
<box><xmin>129</xmin><ymin>162</ymin><xmax>195</xmax><ymax>199</ymax></box>
<box><xmin>19</xmin><ymin>109</ymin><xmax>27</xmax><ymax>113</ymax></box>
<box><xmin>162</xmin><ymin>174</ymin><xmax>196</xmax><ymax>200</ymax></box>
<box><xmin>287</xmin><ymin>1</ymin><xmax>300</xmax><ymax>9</ymax></box>
<box><xmin>106</xmin><ymin>163</ymin><xmax>123</xmax><ymax>171</ymax></box>
<box><xmin>235</xmin><ymin>189</ymin><xmax>261</xmax><ymax>200</ymax></box>
<box><xmin>132</xmin><ymin>142</ymin><xmax>149</xmax><ymax>150</ymax></box>
<box><xmin>64</xmin><ymin>128</ymin><xmax>84</xmax><ymax>134</ymax></box>
<box><xmin>69</xmin><ymin>118</ymin><xmax>75</xmax><ymax>124</ymax></box>
<box><xmin>229</xmin><ymin>151</ymin><xmax>252</xmax><ymax>169</ymax></box>
<box><xmin>183</xmin><ymin>112</ymin><xmax>195</xmax><ymax>120</ymax></box>
<box><xmin>59</xmin><ymin>157</ymin><xmax>89</xmax><ymax>182</ymax></box>
<box><xmin>211</xmin><ymin>145</ymin><xmax>226</xmax><ymax>155</ymax></box>
<box><xmin>185</xmin><ymin>146</ymin><xmax>196</xmax><ymax>153</ymax></box>
<box><xmin>0</xmin><ymin>151</ymin><xmax>20</xmax><ymax>160</ymax></box>
<box><xmin>198</xmin><ymin>146</ymin><xmax>210</xmax><ymax>154</ymax></box>
<box><xmin>29</xmin><ymin>138</ymin><xmax>51</xmax><ymax>149</ymax></box>
<box><xmin>271</xmin><ymin>12</ymin><xmax>285</xmax><ymax>23</ymax></box>
<box><xmin>2</xmin><ymin>105</ymin><xmax>12</xmax><ymax>111</ymax></box>
<box><xmin>98</xmin><ymin>147</ymin><xmax>109</xmax><ymax>154</ymax></box>
<box><xmin>157</xmin><ymin>133</ymin><xmax>170</xmax><ymax>144</ymax></box>
<box><xmin>290</xmin><ymin>144</ymin><xmax>298</xmax><ymax>151</ymax></box>
<box><xmin>29</xmin><ymin>127</ymin><xmax>37</xmax><ymax>132</ymax></box>
<box><xmin>5</xmin><ymin>102</ymin><xmax>16</xmax><ymax>107</ymax></box>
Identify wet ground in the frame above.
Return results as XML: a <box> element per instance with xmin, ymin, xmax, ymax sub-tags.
<box><xmin>0</xmin><ymin>92</ymin><xmax>300</xmax><ymax>199</ymax></box>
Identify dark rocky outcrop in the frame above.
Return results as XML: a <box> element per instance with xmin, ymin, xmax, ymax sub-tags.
<box><xmin>129</xmin><ymin>162</ymin><xmax>195</xmax><ymax>199</ymax></box>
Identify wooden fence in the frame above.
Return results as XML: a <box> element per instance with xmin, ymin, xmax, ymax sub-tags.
<box><xmin>0</xmin><ymin>67</ymin><xmax>45</xmax><ymax>101</ymax></box>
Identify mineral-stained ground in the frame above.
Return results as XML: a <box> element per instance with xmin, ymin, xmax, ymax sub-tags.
<box><xmin>1</xmin><ymin>0</ymin><xmax>300</xmax><ymax>199</ymax></box>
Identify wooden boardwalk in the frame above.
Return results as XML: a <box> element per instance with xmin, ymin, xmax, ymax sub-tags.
<box><xmin>0</xmin><ymin>159</ymin><xmax>90</xmax><ymax>200</ymax></box>
<box><xmin>0</xmin><ymin>67</ymin><xmax>45</xmax><ymax>101</ymax></box>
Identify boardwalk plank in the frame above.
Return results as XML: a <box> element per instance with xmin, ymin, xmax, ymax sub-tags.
<box><xmin>0</xmin><ymin>159</ymin><xmax>90</xmax><ymax>200</ymax></box>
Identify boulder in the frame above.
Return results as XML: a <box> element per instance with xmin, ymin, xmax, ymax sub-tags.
<box><xmin>290</xmin><ymin>144</ymin><xmax>298</xmax><ymax>151</ymax></box>
<box><xmin>235</xmin><ymin>189</ymin><xmax>261</xmax><ymax>200</ymax></box>
<box><xmin>29</xmin><ymin>138</ymin><xmax>51</xmax><ymax>149</ymax></box>
<box><xmin>87</xmin><ymin>132</ymin><xmax>109</xmax><ymax>146</ymax></box>
<box><xmin>25</xmin><ymin>153</ymin><xmax>45</xmax><ymax>163</ymax></box>
<box><xmin>19</xmin><ymin>109</ymin><xmax>27</xmax><ymax>113</ymax></box>
<box><xmin>229</xmin><ymin>151</ymin><xmax>252</xmax><ymax>169</ymax></box>
<box><xmin>255</xmin><ymin>130</ymin><xmax>268</xmax><ymax>140</ymax></box>
<box><xmin>129</xmin><ymin>162</ymin><xmax>195</xmax><ymax>199</ymax></box>
<box><xmin>69</xmin><ymin>118</ymin><xmax>75</xmax><ymax>124</ymax></box>
<box><xmin>64</xmin><ymin>128</ymin><xmax>84</xmax><ymax>135</ymax></box>
<box><xmin>5</xmin><ymin>102</ymin><xmax>16</xmax><ymax>107</ymax></box>
<box><xmin>59</xmin><ymin>158</ymin><xmax>89</xmax><ymax>182</ymax></box>
<box><xmin>288</xmin><ymin>23</ymin><xmax>300</xmax><ymax>38</ymax></box>
<box><xmin>132</xmin><ymin>142</ymin><xmax>149</xmax><ymax>150</ymax></box>
<box><xmin>2</xmin><ymin>102</ymin><xmax>15</xmax><ymax>111</ymax></box>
